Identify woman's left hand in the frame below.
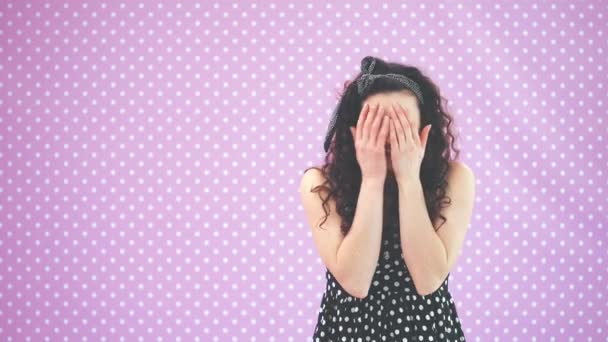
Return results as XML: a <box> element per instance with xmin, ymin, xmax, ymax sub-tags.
<box><xmin>387</xmin><ymin>103</ymin><xmax>432</xmax><ymax>184</ymax></box>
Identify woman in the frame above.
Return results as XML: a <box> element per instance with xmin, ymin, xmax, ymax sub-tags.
<box><xmin>300</xmin><ymin>56</ymin><xmax>475</xmax><ymax>341</ymax></box>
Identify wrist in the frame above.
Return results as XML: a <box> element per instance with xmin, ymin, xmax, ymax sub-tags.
<box><xmin>361</xmin><ymin>177</ymin><xmax>385</xmax><ymax>188</ymax></box>
<box><xmin>397</xmin><ymin>178</ymin><xmax>421</xmax><ymax>190</ymax></box>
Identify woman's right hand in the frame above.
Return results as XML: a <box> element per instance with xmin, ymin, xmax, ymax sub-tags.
<box><xmin>349</xmin><ymin>102</ymin><xmax>390</xmax><ymax>182</ymax></box>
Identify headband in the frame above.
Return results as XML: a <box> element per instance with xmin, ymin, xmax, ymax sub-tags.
<box><xmin>323</xmin><ymin>56</ymin><xmax>424</xmax><ymax>153</ymax></box>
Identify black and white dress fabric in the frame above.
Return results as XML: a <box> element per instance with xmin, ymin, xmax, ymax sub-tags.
<box><xmin>312</xmin><ymin>221</ymin><xmax>466</xmax><ymax>341</ymax></box>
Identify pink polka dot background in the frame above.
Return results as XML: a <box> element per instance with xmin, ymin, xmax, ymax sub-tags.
<box><xmin>1</xmin><ymin>1</ymin><xmax>606</xmax><ymax>340</ymax></box>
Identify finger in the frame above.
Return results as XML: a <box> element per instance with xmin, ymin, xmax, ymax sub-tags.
<box><xmin>376</xmin><ymin>113</ymin><xmax>389</xmax><ymax>147</ymax></box>
<box><xmin>356</xmin><ymin>103</ymin><xmax>367</xmax><ymax>143</ymax></box>
<box><xmin>388</xmin><ymin>117</ymin><xmax>398</xmax><ymax>150</ymax></box>
<box><xmin>399</xmin><ymin>103</ymin><xmax>420</xmax><ymax>146</ymax></box>
<box><xmin>362</xmin><ymin>102</ymin><xmax>379</xmax><ymax>143</ymax></box>
<box><xmin>421</xmin><ymin>124</ymin><xmax>431</xmax><ymax>152</ymax></box>
<box><xmin>398</xmin><ymin>103</ymin><xmax>420</xmax><ymax>146</ymax></box>
<box><xmin>368</xmin><ymin>105</ymin><xmax>385</xmax><ymax>145</ymax></box>
<box><xmin>391</xmin><ymin>103</ymin><xmax>411</xmax><ymax>145</ymax></box>
<box><xmin>388</xmin><ymin>105</ymin><xmax>406</xmax><ymax>149</ymax></box>
<box><xmin>389</xmin><ymin>110</ymin><xmax>399</xmax><ymax>151</ymax></box>
<box><xmin>357</xmin><ymin>102</ymin><xmax>370</xmax><ymax>142</ymax></box>
<box><xmin>390</xmin><ymin>114</ymin><xmax>404</xmax><ymax>150</ymax></box>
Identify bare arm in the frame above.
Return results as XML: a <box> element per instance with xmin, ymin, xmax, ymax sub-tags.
<box><xmin>397</xmin><ymin>162</ymin><xmax>475</xmax><ymax>296</ymax></box>
<box><xmin>397</xmin><ymin>179</ymin><xmax>448</xmax><ymax>296</ymax></box>
<box><xmin>335</xmin><ymin>177</ymin><xmax>385</xmax><ymax>298</ymax></box>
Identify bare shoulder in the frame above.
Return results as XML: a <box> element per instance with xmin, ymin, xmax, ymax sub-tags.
<box><xmin>446</xmin><ymin>161</ymin><xmax>474</xmax><ymax>188</ymax></box>
<box><xmin>300</xmin><ymin>167</ymin><xmax>331</xmax><ymax>196</ymax></box>
<box><xmin>435</xmin><ymin>160</ymin><xmax>476</xmax><ymax>272</ymax></box>
<box><xmin>445</xmin><ymin>160</ymin><xmax>475</xmax><ymax>205</ymax></box>
<box><xmin>432</xmin><ymin>160</ymin><xmax>475</xmax><ymax>228</ymax></box>
<box><xmin>299</xmin><ymin>167</ymin><xmax>350</xmax><ymax>292</ymax></box>
<box><xmin>300</xmin><ymin>167</ymin><xmax>323</xmax><ymax>187</ymax></box>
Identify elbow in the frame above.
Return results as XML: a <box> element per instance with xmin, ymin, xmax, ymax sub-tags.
<box><xmin>350</xmin><ymin>288</ymin><xmax>369</xmax><ymax>300</ymax></box>
<box><xmin>416</xmin><ymin>286</ymin><xmax>438</xmax><ymax>297</ymax></box>
<box><xmin>344</xmin><ymin>282</ymin><xmax>369</xmax><ymax>299</ymax></box>
<box><xmin>412</xmin><ymin>268</ymin><xmax>448</xmax><ymax>297</ymax></box>
<box><xmin>336</xmin><ymin>271</ymin><xmax>371</xmax><ymax>299</ymax></box>
<box><xmin>343</xmin><ymin>279</ymin><xmax>370</xmax><ymax>299</ymax></box>
<box><xmin>414</xmin><ymin>279</ymin><xmax>443</xmax><ymax>297</ymax></box>
<box><xmin>354</xmin><ymin>287</ymin><xmax>369</xmax><ymax>299</ymax></box>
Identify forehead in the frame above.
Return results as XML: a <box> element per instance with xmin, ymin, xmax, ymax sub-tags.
<box><xmin>362</xmin><ymin>90</ymin><xmax>421</xmax><ymax>127</ymax></box>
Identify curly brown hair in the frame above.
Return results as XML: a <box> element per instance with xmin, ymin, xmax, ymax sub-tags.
<box><xmin>303</xmin><ymin>56</ymin><xmax>461</xmax><ymax>237</ymax></box>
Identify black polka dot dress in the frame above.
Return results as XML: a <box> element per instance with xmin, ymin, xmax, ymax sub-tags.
<box><xmin>312</xmin><ymin>222</ymin><xmax>466</xmax><ymax>341</ymax></box>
